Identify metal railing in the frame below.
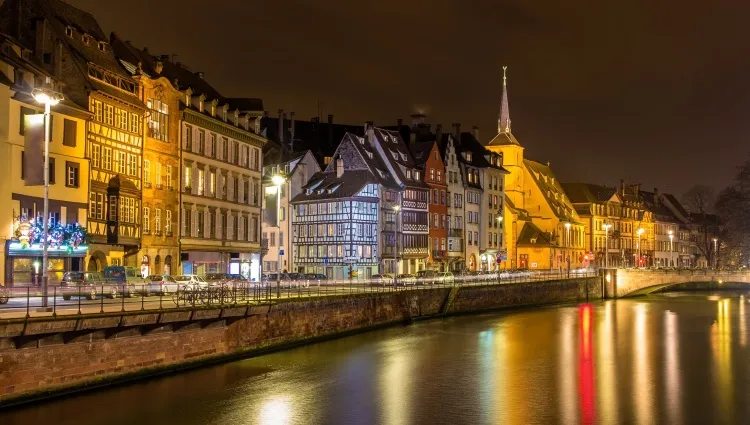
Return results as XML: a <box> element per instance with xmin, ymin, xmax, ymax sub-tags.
<box><xmin>0</xmin><ymin>270</ymin><xmax>598</xmax><ymax>319</ymax></box>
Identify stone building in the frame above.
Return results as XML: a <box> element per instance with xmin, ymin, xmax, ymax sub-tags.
<box><xmin>486</xmin><ymin>68</ymin><xmax>585</xmax><ymax>270</ymax></box>
<box><xmin>410</xmin><ymin>140</ymin><xmax>448</xmax><ymax>271</ymax></box>
<box><xmin>0</xmin><ymin>34</ymin><xmax>90</xmax><ymax>285</ymax></box>
<box><xmin>111</xmin><ymin>36</ymin><xmax>181</xmax><ymax>276</ymax></box>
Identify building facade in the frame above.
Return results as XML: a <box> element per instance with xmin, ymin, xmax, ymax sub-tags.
<box><xmin>111</xmin><ymin>36</ymin><xmax>181</xmax><ymax>277</ymax></box>
<box><xmin>0</xmin><ymin>35</ymin><xmax>90</xmax><ymax>286</ymax></box>
<box><xmin>442</xmin><ymin>131</ymin><xmax>466</xmax><ymax>271</ymax></box>
<box><xmin>411</xmin><ymin>141</ymin><xmax>448</xmax><ymax>271</ymax></box>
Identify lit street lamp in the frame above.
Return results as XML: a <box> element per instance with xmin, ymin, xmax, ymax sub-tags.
<box><xmin>713</xmin><ymin>237</ymin><xmax>718</xmax><ymax>269</ymax></box>
<box><xmin>602</xmin><ymin>223</ymin><xmax>611</xmax><ymax>268</ymax></box>
<box><xmin>32</xmin><ymin>82</ymin><xmax>63</xmax><ymax>312</ymax></box>
<box><xmin>637</xmin><ymin>228</ymin><xmax>644</xmax><ymax>268</ymax></box>
<box><xmin>393</xmin><ymin>205</ymin><xmax>400</xmax><ymax>286</ymax></box>
<box><xmin>270</xmin><ymin>174</ymin><xmax>286</xmax><ymax>298</ymax></box>
<box><xmin>668</xmin><ymin>229</ymin><xmax>674</xmax><ymax>268</ymax></box>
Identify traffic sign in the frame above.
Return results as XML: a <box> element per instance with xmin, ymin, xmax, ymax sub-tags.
<box><xmin>279</xmin><ymin>248</ymin><xmax>285</xmax><ymax>256</ymax></box>
<box><xmin>324</xmin><ymin>258</ymin><xmax>329</xmax><ymax>265</ymax></box>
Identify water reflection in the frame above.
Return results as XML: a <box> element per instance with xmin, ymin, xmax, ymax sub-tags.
<box><xmin>6</xmin><ymin>293</ymin><xmax>750</xmax><ymax>425</ymax></box>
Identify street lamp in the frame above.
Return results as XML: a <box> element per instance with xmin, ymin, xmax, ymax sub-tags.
<box><xmin>393</xmin><ymin>205</ymin><xmax>400</xmax><ymax>285</ymax></box>
<box><xmin>32</xmin><ymin>82</ymin><xmax>63</xmax><ymax>311</ymax></box>
<box><xmin>637</xmin><ymin>228</ymin><xmax>644</xmax><ymax>268</ymax></box>
<box><xmin>713</xmin><ymin>237</ymin><xmax>718</xmax><ymax>269</ymax></box>
<box><xmin>564</xmin><ymin>222</ymin><xmax>571</xmax><ymax>271</ymax></box>
<box><xmin>668</xmin><ymin>229</ymin><xmax>674</xmax><ymax>268</ymax></box>
<box><xmin>602</xmin><ymin>223</ymin><xmax>611</xmax><ymax>268</ymax></box>
<box><xmin>270</xmin><ymin>174</ymin><xmax>286</xmax><ymax>298</ymax></box>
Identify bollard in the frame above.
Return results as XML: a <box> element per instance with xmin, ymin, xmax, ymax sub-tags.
<box><xmin>78</xmin><ymin>285</ymin><xmax>82</xmax><ymax>315</ymax></box>
<box><xmin>100</xmin><ymin>284</ymin><xmax>104</xmax><ymax>313</ymax></box>
<box><xmin>121</xmin><ymin>285</ymin><xmax>125</xmax><ymax>312</ymax></box>
<box><xmin>141</xmin><ymin>285</ymin><xmax>145</xmax><ymax>310</ymax></box>
<box><xmin>26</xmin><ymin>287</ymin><xmax>30</xmax><ymax>318</ymax></box>
<box><xmin>52</xmin><ymin>286</ymin><xmax>57</xmax><ymax>317</ymax></box>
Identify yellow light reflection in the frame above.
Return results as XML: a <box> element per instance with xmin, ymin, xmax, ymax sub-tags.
<box><xmin>665</xmin><ymin>311</ymin><xmax>681</xmax><ymax>425</ymax></box>
<box><xmin>380</xmin><ymin>339</ymin><xmax>413</xmax><ymax>425</ymax></box>
<box><xmin>258</xmin><ymin>395</ymin><xmax>292</xmax><ymax>425</ymax></box>
<box><xmin>739</xmin><ymin>295</ymin><xmax>746</xmax><ymax>347</ymax></box>
<box><xmin>597</xmin><ymin>301</ymin><xmax>616</xmax><ymax>424</ymax></box>
<box><xmin>559</xmin><ymin>309</ymin><xmax>578</xmax><ymax>425</ymax></box>
<box><xmin>712</xmin><ymin>298</ymin><xmax>734</xmax><ymax>424</ymax></box>
<box><xmin>633</xmin><ymin>303</ymin><xmax>652</xmax><ymax>425</ymax></box>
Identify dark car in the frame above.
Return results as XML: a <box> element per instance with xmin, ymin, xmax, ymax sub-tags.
<box><xmin>204</xmin><ymin>273</ymin><xmax>231</xmax><ymax>285</ymax></box>
<box><xmin>60</xmin><ymin>271</ymin><xmax>107</xmax><ymax>300</ymax></box>
<box><xmin>304</xmin><ymin>273</ymin><xmax>327</xmax><ymax>281</ymax></box>
<box><xmin>416</xmin><ymin>270</ymin><xmax>438</xmax><ymax>285</ymax></box>
<box><xmin>103</xmin><ymin>266</ymin><xmax>144</xmax><ymax>296</ymax></box>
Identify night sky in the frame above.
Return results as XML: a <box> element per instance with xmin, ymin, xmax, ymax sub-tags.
<box><xmin>64</xmin><ymin>0</ymin><xmax>750</xmax><ymax>196</ymax></box>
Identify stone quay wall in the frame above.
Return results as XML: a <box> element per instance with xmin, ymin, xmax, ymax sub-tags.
<box><xmin>0</xmin><ymin>277</ymin><xmax>599</xmax><ymax>406</ymax></box>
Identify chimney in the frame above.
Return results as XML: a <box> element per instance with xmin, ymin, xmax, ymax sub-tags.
<box><xmin>452</xmin><ymin>123</ymin><xmax>461</xmax><ymax>142</ymax></box>
<box><xmin>472</xmin><ymin>126</ymin><xmax>480</xmax><ymax>141</ymax></box>
<box><xmin>277</xmin><ymin>109</ymin><xmax>284</xmax><ymax>144</ymax></box>
<box><xmin>436</xmin><ymin>124</ymin><xmax>443</xmax><ymax>142</ymax></box>
<box><xmin>327</xmin><ymin>114</ymin><xmax>334</xmax><ymax>147</ymax></box>
<box><xmin>336</xmin><ymin>156</ymin><xmax>344</xmax><ymax>178</ymax></box>
<box><xmin>154</xmin><ymin>60</ymin><xmax>163</xmax><ymax>74</ymax></box>
<box><xmin>195</xmin><ymin>71</ymin><xmax>204</xmax><ymax>79</ymax></box>
<box><xmin>397</xmin><ymin>118</ymin><xmax>403</xmax><ymax>128</ymax></box>
<box><xmin>620</xmin><ymin>179</ymin><xmax>625</xmax><ymax>196</ymax></box>
<box><xmin>289</xmin><ymin>112</ymin><xmax>296</xmax><ymax>152</ymax></box>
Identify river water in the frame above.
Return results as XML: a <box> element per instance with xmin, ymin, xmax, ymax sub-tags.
<box><xmin>4</xmin><ymin>292</ymin><xmax>750</xmax><ymax>425</ymax></box>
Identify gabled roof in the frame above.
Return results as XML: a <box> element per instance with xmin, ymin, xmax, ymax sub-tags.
<box><xmin>261</xmin><ymin>116</ymin><xmax>364</xmax><ymax>166</ymax></box>
<box><xmin>370</xmin><ymin>127</ymin><xmax>428</xmax><ymax>189</ymax></box>
<box><xmin>291</xmin><ymin>170</ymin><xmax>377</xmax><ymax>202</ymax></box>
<box><xmin>486</xmin><ymin>132</ymin><xmax>521</xmax><ymax>146</ymax></box>
<box><xmin>525</xmin><ymin>159</ymin><xmax>578</xmax><ymax>222</ymax></box>
<box><xmin>640</xmin><ymin>190</ymin><xmax>683</xmax><ymax>224</ymax></box>
<box><xmin>409</xmin><ymin>141</ymin><xmax>436</xmax><ymax>167</ymax></box>
<box><xmin>561</xmin><ymin>182</ymin><xmax>619</xmax><ymax>204</ymax></box>
<box><xmin>457</xmin><ymin>132</ymin><xmax>509</xmax><ymax>172</ymax></box>
<box><xmin>517</xmin><ymin>222</ymin><xmax>552</xmax><ymax>246</ymax></box>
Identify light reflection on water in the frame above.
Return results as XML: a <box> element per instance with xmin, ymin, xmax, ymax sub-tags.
<box><xmin>4</xmin><ymin>292</ymin><xmax>750</xmax><ymax>425</ymax></box>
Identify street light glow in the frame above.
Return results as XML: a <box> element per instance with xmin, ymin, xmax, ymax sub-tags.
<box><xmin>637</xmin><ymin>228</ymin><xmax>644</xmax><ymax>236</ymax></box>
<box><xmin>32</xmin><ymin>88</ymin><xmax>63</xmax><ymax>106</ymax></box>
<box><xmin>272</xmin><ymin>175</ymin><xmax>285</xmax><ymax>186</ymax></box>
<box><xmin>393</xmin><ymin>205</ymin><xmax>400</xmax><ymax>212</ymax></box>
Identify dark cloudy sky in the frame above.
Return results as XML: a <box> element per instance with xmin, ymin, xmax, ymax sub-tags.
<box><xmin>66</xmin><ymin>0</ymin><xmax>750</xmax><ymax>196</ymax></box>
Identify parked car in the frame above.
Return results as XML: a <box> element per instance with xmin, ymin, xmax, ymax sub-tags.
<box><xmin>436</xmin><ymin>272</ymin><xmax>455</xmax><ymax>284</ymax></box>
<box><xmin>173</xmin><ymin>275</ymin><xmax>208</xmax><ymax>290</ymax></box>
<box><xmin>204</xmin><ymin>273</ymin><xmax>231</xmax><ymax>286</ymax></box>
<box><xmin>266</xmin><ymin>273</ymin><xmax>298</xmax><ymax>288</ymax></box>
<box><xmin>396</xmin><ymin>274</ymin><xmax>416</xmax><ymax>286</ymax></box>
<box><xmin>146</xmin><ymin>274</ymin><xmax>179</xmax><ymax>295</ymax></box>
<box><xmin>60</xmin><ymin>271</ymin><xmax>108</xmax><ymax>300</ymax></box>
<box><xmin>0</xmin><ymin>286</ymin><xmax>9</xmax><ymax>304</ymax></box>
<box><xmin>370</xmin><ymin>274</ymin><xmax>394</xmax><ymax>286</ymax></box>
<box><xmin>416</xmin><ymin>270</ymin><xmax>438</xmax><ymax>285</ymax></box>
<box><xmin>103</xmin><ymin>266</ymin><xmax>146</xmax><ymax>296</ymax></box>
<box><xmin>304</xmin><ymin>273</ymin><xmax>328</xmax><ymax>282</ymax></box>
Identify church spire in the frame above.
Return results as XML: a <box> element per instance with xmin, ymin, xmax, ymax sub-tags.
<box><xmin>498</xmin><ymin>66</ymin><xmax>511</xmax><ymax>134</ymax></box>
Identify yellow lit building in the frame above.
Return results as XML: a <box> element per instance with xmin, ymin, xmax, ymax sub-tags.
<box><xmin>0</xmin><ymin>35</ymin><xmax>90</xmax><ymax>286</ymax></box>
<box><xmin>112</xmin><ymin>37</ymin><xmax>181</xmax><ymax>276</ymax></box>
<box><xmin>486</xmin><ymin>68</ymin><xmax>586</xmax><ymax>270</ymax></box>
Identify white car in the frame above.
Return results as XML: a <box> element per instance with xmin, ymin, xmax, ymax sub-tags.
<box><xmin>173</xmin><ymin>274</ymin><xmax>208</xmax><ymax>290</ymax></box>
<box><xmin>146</xmin><ymin>274</ymin><xmax>179</xmax><ymax>295</ymax></box>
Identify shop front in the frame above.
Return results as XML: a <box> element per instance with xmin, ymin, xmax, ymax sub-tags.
<box><xmin>181</xmin><ymin>251</ymin><xmax>228</xmax><ymax>276</ymax></box>
<box><xmin>228</xmin><ymin>252</ymin><xmax>261</xmax><ymax>281</ymax></box>
<box><xmin>5</xmin><ymin>241</ymin><xmax>87</xmax><ymax>287</ymax></box>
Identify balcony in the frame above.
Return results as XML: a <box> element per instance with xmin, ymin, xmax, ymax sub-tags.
<box><xmin>448</xmin><ymin>229</ymin><xmax>463</xmax><ymax>237</ymax></box>
<box><xmin>432</xmin><ymin>250</ymin><xmax>447</xmax><ymax>259</ymax></box>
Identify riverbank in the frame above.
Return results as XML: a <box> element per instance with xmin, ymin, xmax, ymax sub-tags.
<box><xmin>0</xmin><ymin>277</ymin><xmax>600</xmax><ymax>408</ymax></box>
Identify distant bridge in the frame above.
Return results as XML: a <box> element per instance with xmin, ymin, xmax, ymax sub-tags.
<box><xmin>602</xmin><ymin>269</ymin><xmax>750</xmax><ymax>298</ymax></box>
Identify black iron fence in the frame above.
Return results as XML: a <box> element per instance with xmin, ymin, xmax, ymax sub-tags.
<box><xmin>0</xmin><ymin>270</ymin><xmax>598</xmax><ymax>318</ymax></box>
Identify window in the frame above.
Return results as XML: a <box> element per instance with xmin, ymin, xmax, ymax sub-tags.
<box><xmin>270</xmin><ymin>232</ymin><xmax>276</xmax><ymax>247</ymax></box>
<box><xmin>166</xmin><ymin>165</ymin><xmax>172</xmax><ymax>189</ymax></box>
<box><xmin>119</xmin><ymin>197</ymin><xmax>136</xmax><ymax>223</ymax></box>
<box><xmin>19</xmin><ymin>106</ymin><xmax>35</xmax><ymax>135</ymax></box>
<box><xmin>406</xmin><ymin>169</ymin><xmax>412</xmax><ymax>179</ymax></box>
<box><xmin>143</xmin><ymin>207</ymin><xmax>150</xmax><ymax>233</ymax></box>
<box><xmin>197</xmin><ymin>211</ymin><xmax>204</xmax><ymax>238</ymax></box>
<box><xmin>130</xmin><ymin>113</ymin><xmax>140</xmax><ymax>134</ymax></box>
<box><xmin>155</xmin><ymin>208</ymin><xmax>161</xmax><ymax>234</ymax></box>
<box><xmin>127</xmin><ymin>154</ymin><xmax>137</xmax><ymax>176</ymax></box>
<box><xmin>92</xmin><ymin>144</ymin><xmax>101</xmax><ymax>168</ymax></box>
<box><xmin>116</xmin><ymin>108</ymin><xmax>128</xmax><ymax>130</ymax></box>
<box><xmin>198</xmin><ymin>130</ymin><xmax>205</xmax><ymax>154</ymax></box>
<box><xmin>144</xmin><ymin>160</ymin><xmax>151</xmax><ymax>185</ymax></box>
<box><xmin>197</xmin><ymin>169</ymin><xmax>205</xmax><ymax>196</ymax></box>
<box><xmin>82</xmin><ymin>34</ymin><xmax>90</xmax><ymax>45</ymax></box>
<box><xmin>48</xmin><ymin>157</ymin><xmax>56</xmax><ymax>184</ymax></box>
<box><xmin>103</xmin><ymin>104</ymin><xmax>114</xmax><ymax>126</ymax></box>
<box><xmin>154</xmin><ymin>162</ymin><xmax>162</xmax><ymax>188</ymax></box>
<box><xmin>433</xmin><ymin>213</ymin><xmax>438</xmax><ymax>228</ymax></box>
<box><xmin>165</xmin><ymin>210</ymin><xmax>172</xmax><ymax>234</ymax></box>
<box><xmin>147</xmin><ymin>98</ymin><xmax>168</xmax><ymax>142</ymax></box>
<box><xmin>116</xmin><ymin>151</ymin><xmax>126</xmax><ymax>174</ymax></box>
<box><xmin>65</xmin><ymin>161</ymin><xmax>79</xmax><ymax>187</ymax></box>
<box><xmin>98</xmin><ymin>41</ymin><xmax>106</xmax><ymax>52</ymax></box>
<box><xmin>437</xmin><ymin>170</ymin><xmax>442</xmax><ymax>182</ymax></box>
<box><xmin>63</xmin><ymin>119</ymin><xmax>77</xmax><ymax>147</ymax></box>
<box><xmin>89</xmin><ymin>192</ymin><xmax>104</xmax><ymax>219</ymax></box>
<box><xmin>209</xmin><ymin>171</ymin><xmax>216</xmax><ymax>196</ymax></box>
<box><xmin>222</xmin><ymin>137</ymin><xmax>229</xmax><ymax>161</ymax></box>
<box><xmin>430</xmin><ymin>169</ymin><xmax>435</xmax><ymax>181</ymax></box>
<box><xmin>183</xmin><ymin>166</ymin><xmax>192</xmax><ymax>191</ymax></box>
<box><xmin>208</xmin><ymin>134</ymin><xmax>215</xmax><ymax>157</ymax></box>
<box><xmin>65</xmin><ymin>27</ymin><xmax>73</xmax><ymax>37</ymax></box>
<box><xmin>109</xmin><ymin>196</ymin><xmax>117</xmax><ymax>221</ymax></box>
<box><xmin>185</xmin><ymin>125</ymin><xmax>192</xmax><ymax>151</ymax></box>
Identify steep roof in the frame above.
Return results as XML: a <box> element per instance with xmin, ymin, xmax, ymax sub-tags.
<box><xmin>640</xmin><ymin>190</ymin><xmax>683</xmax><ymax>223</ymax></box>
<box><xmin>486</xmin><ymin>132</ymin><xmax>521</xmax><ymax>146</ymax></box>
<box><xmin>561</xmin><ymin>182</ymin><xmax>619</xmax><ymax>204</ymax></box>
<box><xmin>517</xmin><ymin>222</ymin><xmax>552</xmax><ymax>246</ymax></box>
<box><xmin>261</xmin><ymin>116</ymin><xmax>364</xmax><ymax>166</ymax></box>
<box><xmin>408</xmin><ymin>141</ymin><xmax>435</xmax><ymax>167</ymax></box>
<box><xmin>525</xmin><ymin>159</ymin><xmax>579</xmax><ymax>222</ymax></box>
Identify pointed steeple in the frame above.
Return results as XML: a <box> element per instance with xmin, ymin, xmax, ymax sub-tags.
<box><xmin>498</xmin><ymin>66</ymin><xmax>511</xmax><ymax>134</ymax></box>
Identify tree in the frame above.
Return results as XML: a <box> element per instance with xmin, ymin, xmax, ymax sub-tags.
<box><xmin>682</xmin><ymin>185</ymin><xmax>715</xmax><ymax>215</ymax></box>
<box><xmin>715</xmin><ymin>159</ymin><xmax>750</xmax><ymax>267</ymax></box>
<box><xmin>682</xmin><ymin>185</ymin><xmax>718</xmax><ymax>266</ymax></box>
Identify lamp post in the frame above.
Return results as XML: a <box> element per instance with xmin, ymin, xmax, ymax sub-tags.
<box><xmin>271</xmin><ymin>174</ymin><xmax>285</xmax><ymax>298</ymax></box>
<box><xmin>668</xmin><ymin>229</ymin><xmax>674</xmax><ymax>268</ymax></box>
<box><xmin>32</xmin><ymin>83</ymin><xmax>63</xmax><ymax>311</ymax></box>
<box><xmin>393</xmin><ymin>205</ymin><xmax>400</xmax><ymax>285</ymax></box>
<box><xmin>637</xmin><ymin>227</ymin><xmax>644</xmax><ymax>268</ymax></box>
<box><xmin>602</xmin><ymin>223</ymin><xmax>611</xmax><ymax>269</ymax></box>
<box><xmin>713</xmin><ymin>237</ymin><xmax>718</xmax><ymax>269</ymax></box>
<box><xmin>497</xmin><ymin>216</ymin><xmax>503</xmax><ymax>270</ymax></box>
<box><xmin>565</xmin><ymin>222</ymin><xmax>571</xmax><ymax>271</ymax></box>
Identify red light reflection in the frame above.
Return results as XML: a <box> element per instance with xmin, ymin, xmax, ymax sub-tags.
<box><xmin>579</xmin><ymin>304</ymin><xmax>596</xmax><ymax>425</ymax></box>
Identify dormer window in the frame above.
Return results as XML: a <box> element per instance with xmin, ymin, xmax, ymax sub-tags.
<box><xmin>366</xmin><ymin>151</ymin><xmax>373</xmax><ymax>159</ymax></box>
<box><xmin>406</xmin><ymin>169</ymin><xmax>412</xmax><ymax>179</ymax></box>
<box><xmin>415</xmin><ymin>171</ymin><xmax>420</xmax><ymax>180</ymax></box>
<box><xmin>222</xmin><ymin>109</ymin><xmax>227</xmax><ymax>121</ymax></box>
<box><xmin>306</xmin><ymin>189</ymin><xmax>312</xmax><ymax>195</ymax></box>
<box><xmin>82</xmin><ymin>34</ymin><xmax>90</xmax><ymax>45</ymax></box>
<box><xmin>211</xmin><ymin>104</ymin><xmax>216</xmax><ymax>117</ymax></box>
<box><xmin>400</xmin><ymin>152</ymin><xmax>407</xmax><ymax>161</ymax></box>
<box><xmin>199</xmin><ymin>99</ymin><xmax>204</xmax><ymax>113</ymax></box>
<box><xmin>65</xmin><ymin>27</ymin><xmax>73</xmax><ymax>38</ymax></box>
<box><xmin>466</xmin><ymin>152</ymin><xmax>473</xmax><ymax>162</ymax></box>
<box><xmin>233</xmin><ymin>111</ymin><xmax>239</xmax><ymax>126</ymax></box>
<box><xmin>98</xmin><ymin>41</ymin><xmax>106</xmax><ymax>52</ymax></box>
